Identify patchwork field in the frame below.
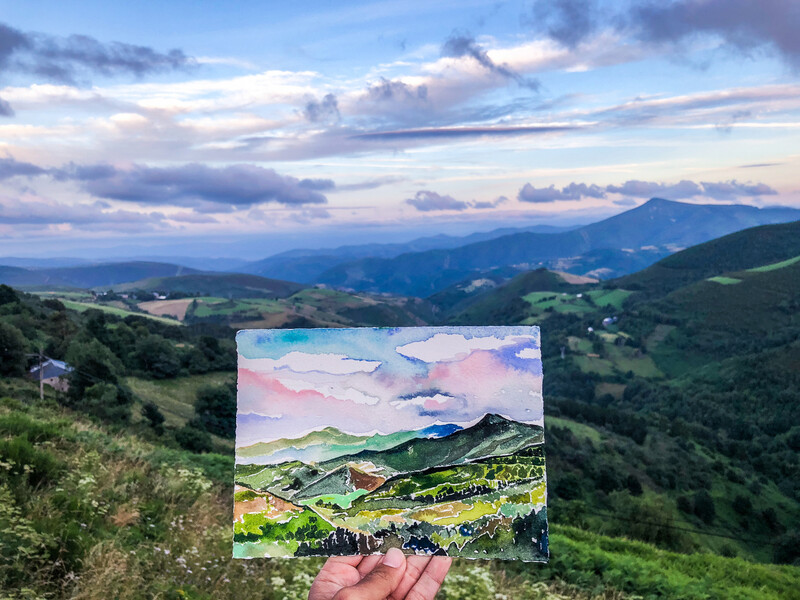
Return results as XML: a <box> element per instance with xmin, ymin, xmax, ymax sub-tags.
<box><xmin>233</xmin><ymin>414</ymin><xmax>548</xmax><ymax>560</ymax></box>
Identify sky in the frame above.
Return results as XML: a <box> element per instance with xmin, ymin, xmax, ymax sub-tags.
<box><xmin>236</xmin><ymin>326</ymin><xmax>543</xmax><ymax>448</ymax></box>
<box><xmin>1</xmin><ymin>0</ymin><xmax>800</xmax><ymax>258</ymax></box>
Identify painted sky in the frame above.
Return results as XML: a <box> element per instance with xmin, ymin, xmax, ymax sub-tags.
<box><xmin>2</xmin><ymin>1</ymin><xmax>800</xmax><ymax>257</ymax></box>
<box><xmin>236</xmin><ymin>326</ymin><xmax>542</xmax><ymax>447</ymax></box>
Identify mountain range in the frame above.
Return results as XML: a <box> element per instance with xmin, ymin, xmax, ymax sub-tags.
<box><xmin>2</xmin><ymin>199</ymin><xmax>798</xmax><ymax>295</ymax></box>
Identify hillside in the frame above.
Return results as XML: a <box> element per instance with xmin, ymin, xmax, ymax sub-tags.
<box><xmin>314</xmin><ymin>199</ymin><xmax>800</xmax><ymax>295</ymax></box>
<box><xmin>112</xmin><ymin>272</ymin><xmax>304</xmax><ymax>298</ymax></box>
<box><xmin>614</xmin><ymin>219</ymin><xmax>800</xmax><ymax>298</ymax></box>
<box><xmin>0</xmin><ymin>261</ymin><xmax>198</xmax><ymax>289</ymax></box>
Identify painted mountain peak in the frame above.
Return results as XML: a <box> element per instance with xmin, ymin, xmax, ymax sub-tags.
<box><xmin>234</xmin><ymin>326</ymin><xmax>547</xmax><ymax>561</ymax></box>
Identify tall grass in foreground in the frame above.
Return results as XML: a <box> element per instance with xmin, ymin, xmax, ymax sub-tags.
<box><xmin>1</xmin><ymin>388</ymin><xmax>798</xmax><ymax>600</ymax></box>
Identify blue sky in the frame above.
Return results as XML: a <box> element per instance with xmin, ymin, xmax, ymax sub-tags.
<box><xmin>1</xmin><ymin>0</ymin><xmax>799</xmax><ymax>258</ymax></box>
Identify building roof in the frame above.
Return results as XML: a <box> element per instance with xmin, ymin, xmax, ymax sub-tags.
<box><xmin>29</xmin><ymin>359</ymin><xmax>73</xmax><ymax>380</ymax></box>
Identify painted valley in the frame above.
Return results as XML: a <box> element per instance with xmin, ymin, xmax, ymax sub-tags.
<box><xmin>233</xmin><ymin>327</ymin><xmax>548</xmax><ymax>560</ymax></box>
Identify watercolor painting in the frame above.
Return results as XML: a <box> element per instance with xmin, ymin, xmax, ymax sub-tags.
<box><xmin>233</xmin><ymin>326</ymin><xmax>547</xmax><ymax>561</ymax></box>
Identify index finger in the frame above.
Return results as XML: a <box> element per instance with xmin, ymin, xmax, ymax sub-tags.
<box><xmin>404</xmin><ymin>557</ymin><xmax>453</xmax><ymax>600</ymax></box>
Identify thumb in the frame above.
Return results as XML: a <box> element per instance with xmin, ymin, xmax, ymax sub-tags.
<box><xmin>334</xmin><ymin>548</ymin><xmax>407</xmax><ymax>600</ymax></box>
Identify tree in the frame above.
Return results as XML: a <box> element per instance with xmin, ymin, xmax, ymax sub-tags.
<box><xmin>80</xmin><ymin>382</ymin><xmax>132</xmax><ymax>424</ymax></box>
<box><xmin>0</xmin><ymin>284</ymin><xmax>18</xmax><ymax>306</ymax></box>
<box><xmin>175</xmin><ymin>424</ymin><xmax>213</xmax><ymax>453</ymax></box>
<box><xmin>0</xmin><ymin>322</ymin><xmax>26</xmax><ymax>377</ymax></box>
<box><xmin>142</xmin><ymin>402</ymin><xmax>165</xmax><ymax>433</ymax></box>
<box><xmin>194</xmin><ymin>382</ymin><xmax>236</xmax><ymax>438</ymax></box>
<box><xmin>693</xmin><ymin>490</ymin><xmax>716</xmax><ymax>524</ymax></box>
<box><xmin>64</xmin><ymin>337</ymin><xmax>125</xmax><ymax>404</ymax></box>
<box><xmin>131</xmin><ymin>335</ymin><xmax>180</xmax><ymax>379</ymax></box>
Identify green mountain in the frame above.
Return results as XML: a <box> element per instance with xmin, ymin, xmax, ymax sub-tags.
<box><xmin>112</xmin><ymin>272</ymin><xmax>304</xmax><ymax>298</ymax></box>
<box><xmin>614</xmin><ymin>219</ymin><xmax>800</xmax><ymax>299</ymax></box>
<box><xmin>315</xmin><ymin>199</ymin><xmax>800</xmax><ymax>295</ymax></box>
<box><xmin>237</xmin><ymin>427</ymin><xmax>368</xmax><ymax>458</ymax></box>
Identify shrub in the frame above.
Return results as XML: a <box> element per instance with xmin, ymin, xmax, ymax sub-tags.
<box><xmin>175</xmin><ymin>425</ymin><xmax>213</xmax><ymax>453</ymax></box>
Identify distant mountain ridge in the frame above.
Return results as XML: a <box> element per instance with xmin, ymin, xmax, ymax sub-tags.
<box><xmin>236</xmin><ymin>421</ymin><xmax>465</xmax><ymax>465</ymax></box>
<box><xmin>313</xmin><ymin>199</ymin><xmax>800</xmax><ymax>296</ymax></box>
<box><xmin>0</xmin><ymin>261</ymin><xmax>198</xmax><ymax>289</ymax></box>
<box><xmin>240</xmin><ymin>224</ymin><xmax>578</xmax><ymax>283</ymax></box>
<box><xmin>111</xmin><ymin>273</ymin><xmax>303</xmax><ymax>299</ymax></box>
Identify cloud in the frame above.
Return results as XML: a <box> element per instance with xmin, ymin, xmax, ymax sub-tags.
<box><xmin>351</xmin><ymin>123</ymin><xmax>580</xmax><ymax>141</ymax></box>
<box><xmin>279</xmin><ymin>378</ymin><xmax>380</xmax><ymax>405</ymax></box>
<box><xmin>441</xmin><ymin>32</ymin><xmax>540</xmax><ymax>90</ymax></box>
<box><xmin>303</xmin><ymin>93</ymin><xmax>340</xmax><ymax>123</ymax></box>
<box><xmin>0</xmin><ymin>97</ymin><xmax>13</xmax><ymax>116</ymax></box>
<box><xmin>365</xmin><ymin>77</ymin><xmax>428</xmax><ymax>103</ymax></box>
<box><xmin>531</xmin><ymin>0</ymin><xmax>598</xmax><ymax>49</ymax></box>
<box><xmin>406</xmin><ymin>190</ymin><xmax>469</xmax><ymax>212</ymax></box>
<box><xmin>700</xmin><ymin>180</ymin><xmax>777</xmax><ymax>199</ymax></box>
<box><xmin>517</xmin><ymin>178</ymin><xmax>778</xmax><ymax>202</ymax></box>
<box><xmin>0</xmin><ymin>157</ymin><xmax>47</xmax><ymax>180</ymax></box>
<box><xmin>405</xmin><ymin>191</ymin><xmax>507</xmax><ymax>212</ymax></box>
<box><xmin>396</xmin><ymin>332</ymin><xmax>538</xmax><ymax>363</ymax></box>
<box><xmin>334</xmin><ymin>176</ymin><xmax>407</xmax><ymax>192</ymax></box>
<box><xmin>629</xmin><ymin>0</ymin><xmax>800</xmax><ymax>68</ymax></box>
<box><xmin>0</xmin><ymin>21</ymin><xmax>194</xmax><ymax>86</ymax></box>
<box><xmin>239</xmin><ymin>352</ymin><xmax>381</xmax><ymax>375</ymax></box>
<box><xmin>606</xmin><ymin>179</ymin><xmax>703</xmax><ymax>198</ymax></box>
<box><xmin>0</xmin><ymin>196</ymin><xmax>165</xmax><ymax>229</ymax></box>
<box><xmin>518</xmin><ymin>182</ymin><xmax>606</xmax><ymax>203</ymax></box>
<box><xmin>58</xmin><ymin>162</ymin><xmax>329</xmax><ymax>207</ymax></box>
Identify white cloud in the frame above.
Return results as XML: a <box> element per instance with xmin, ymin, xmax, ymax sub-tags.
<box><xmin>390</xmin><ymin>393</ymin><xmax>454</xmax><ymax>408</ymax></box>
<box><xmin>279</xmin><ymin>378</ymin><xmax>380</xmax><ymax>405</ymax></box>
<box><xmin>516</xmin><ymin>348</ymin><xmax>542</xmax><ymax>360</ymax></box>
<box><xmin>239</xmin><ymin>352</ymin><xmax>381</xmax><ymax>375</ymax></box>
<box><xmin>395</xmin><ymin>332</ymin><xmax>537</xmax><ymax>363</ymax></box>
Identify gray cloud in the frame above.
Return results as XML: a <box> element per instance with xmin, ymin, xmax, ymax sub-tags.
<box><xmin>630</xmin><ymin>0</ymin><xmax>800</xmax><ymax>67</ymax></box>
<box><xmin>0</xmin><ymin>157</ymin><xmax>47</xmax><ymax>180</ymax></box>
<box><xmin>606</xmin><ymin>179</ymin><xmax>703</xmax><ymax>198</ymax></box>
<box><xmin>59</xmin><ymin>162</ymin><xmax>329</xmax><ymax>207</ymax></box>
<box><xmin>518</xmin><ymin>182</ymin><xmax>606</xmax><ymax>203</ymax></box>
<box><xmin>303</xmin><ymin>93</ymin><xmax>340</xmax><ymax>123</ymax></box>
<box><xmin>335</xmin><ymin>176</ymin><xmax>407</xmax><ymax>192</ymax></box>
<box><xmin>531</xmin><ymin>0</ymin><xmax>597</xmax><ymax>49</ymax></box>
<box><xmin>529</xmin><ymin>0</ymin><xmax>800</xmax><ymax>69</ymax></box>
<box><xmin>407</xmin><ymin>190</ymin><xmax>469</xmax><ymax>212</ymax></box>
<box><xmin>519</xmin><ymin>178</ymin><xmax>777</xmax><ymax>203</ymax></box>
<box><xmin>0</xmin><ymin>21</ymin><xmax>194</xmax><ymax>87</ymax></box>
<box><xmin>0</xmin><ymin>197</ymin><xmax>165</xmax><ymax>228</ymax></box>
<box><xmin>441</xmin><ymin>32</ymin><xmax>540</xmax><ymax>90</ymax></box>
<box><xmin>366</xmin><ymin>77</ymin><xmax>428</xmax><ymax>103</ymax></box>
<box><xmin>406</xmin><ymin>190</ymin><xmax>507</xmax><ymax>212</ymax></box>
<box><xmin>351</xmin><ymin>123</ymin><xmax>579</xmax><ymax>141</ymax></box>
<box><xmin>0</xmin><ymin>97</ymin><xmax>13</xmax><ymax>116</ymax></box>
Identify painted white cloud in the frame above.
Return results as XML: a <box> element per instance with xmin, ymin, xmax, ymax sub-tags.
<box><xmin>390</xmin><ymin>393</ymin><xmax>453</xmax><ymax>408</ymax></box>
<box><xmin>239</xmin><ymin>352</ymin><xmax>381</xmax><ymax>375</ymax></box>
<box><xmin>396</xmin><ymin>333</ymin><xmax>537</xmax><ymax>363</ymax></box>
<box><xmin>516</xmin><ymin>348</ymin><xmax>542</xmax><ymax>360</ymax></box>
<box><xmin>278</xmin><ymin>378</ymin><xmax>380</xmax><ymax>405</ymax></box>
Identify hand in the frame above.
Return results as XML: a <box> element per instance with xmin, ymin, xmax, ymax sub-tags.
<box><xmin>308</xmin><ymin>548</ymin><xmax>452</xmax><ymax>600</ymax></box>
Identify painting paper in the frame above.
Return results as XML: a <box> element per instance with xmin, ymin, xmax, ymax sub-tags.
<box><xmin>233</xmin><ymin>326</ymin><xmax>547</xmax><ymax>561</ymax></box>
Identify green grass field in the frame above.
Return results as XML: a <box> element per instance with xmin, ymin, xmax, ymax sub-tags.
<box><xmin>126</xmin><ymin>372</ymin><xmax>234</xmax><ymax>428</ymax></box>
<box><xmin>707</xmin><ymin>276</ymin><xmax>741</xmax><ymax>285</ymax></box>
<box><xmin>747</xmin><ymin>254</ymin><xmax>800</xmax><ymax>273</ymax></box>
<box><xmin>61</xmin><ymin>300</ymin><xmax>182</xmax><ymax>325</ymax></box>
<box><xmin>586</xmin><ymin>288</ymin><xmax>633</xmax><ymax>308</ymax></box>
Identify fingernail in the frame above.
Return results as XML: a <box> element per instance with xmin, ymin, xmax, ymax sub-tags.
<box><xmin>383</xmin><ymin>547</ymin><xmax>405</xmax><ymax>568</ymax></box>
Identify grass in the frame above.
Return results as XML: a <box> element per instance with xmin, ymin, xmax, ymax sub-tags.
<box><xmin>586</xmin><ymin>289</ymin><xmax>633</xmax><ymax>309</ymax></box>
<box><xmin>747</xmin><ymin>254</ymin><xmax>800</xmax><ymax>273</ymax></box>
<box><xmin>707</xmin><ymin>276</ymin><xmax>741</xmax><ymax>285</ymax></box>
<box><xmin>523</xmin><ymin>291</ymin><xmax>595</xmax><ymax>315</ymax></box>
<box><xmin>547</xmin><ymin>416</ymin><xmax>604</xmax><ymax>444</ymax></box>
<box><xmin>125</xmin><ymin>372</ymin><xmax>234</xmax><ymax>428</ymax></box>
<box><xmin>61</xmin><ymin>300</ymin><xmax>182</xmax><ymax>325</ymax></box>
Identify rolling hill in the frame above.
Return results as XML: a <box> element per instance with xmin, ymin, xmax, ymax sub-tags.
<box><xmin>111</xmin><ymin>273</ymin><xmax>304</xmax><ymax>298</ymax></box>
<box><xmin>613</xmin><ymin>219</ymin><xmax>800</xmax><ymax>299</ymax></box>
<box><xmin>0</xmin><ymin>261</ymin><xmax>198</xmax><ymax>289</ymax></box>
<box><xmin>314</xmin><ymin>199</ymin><xmax>800</xmax><ymax>295</ymax></box>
